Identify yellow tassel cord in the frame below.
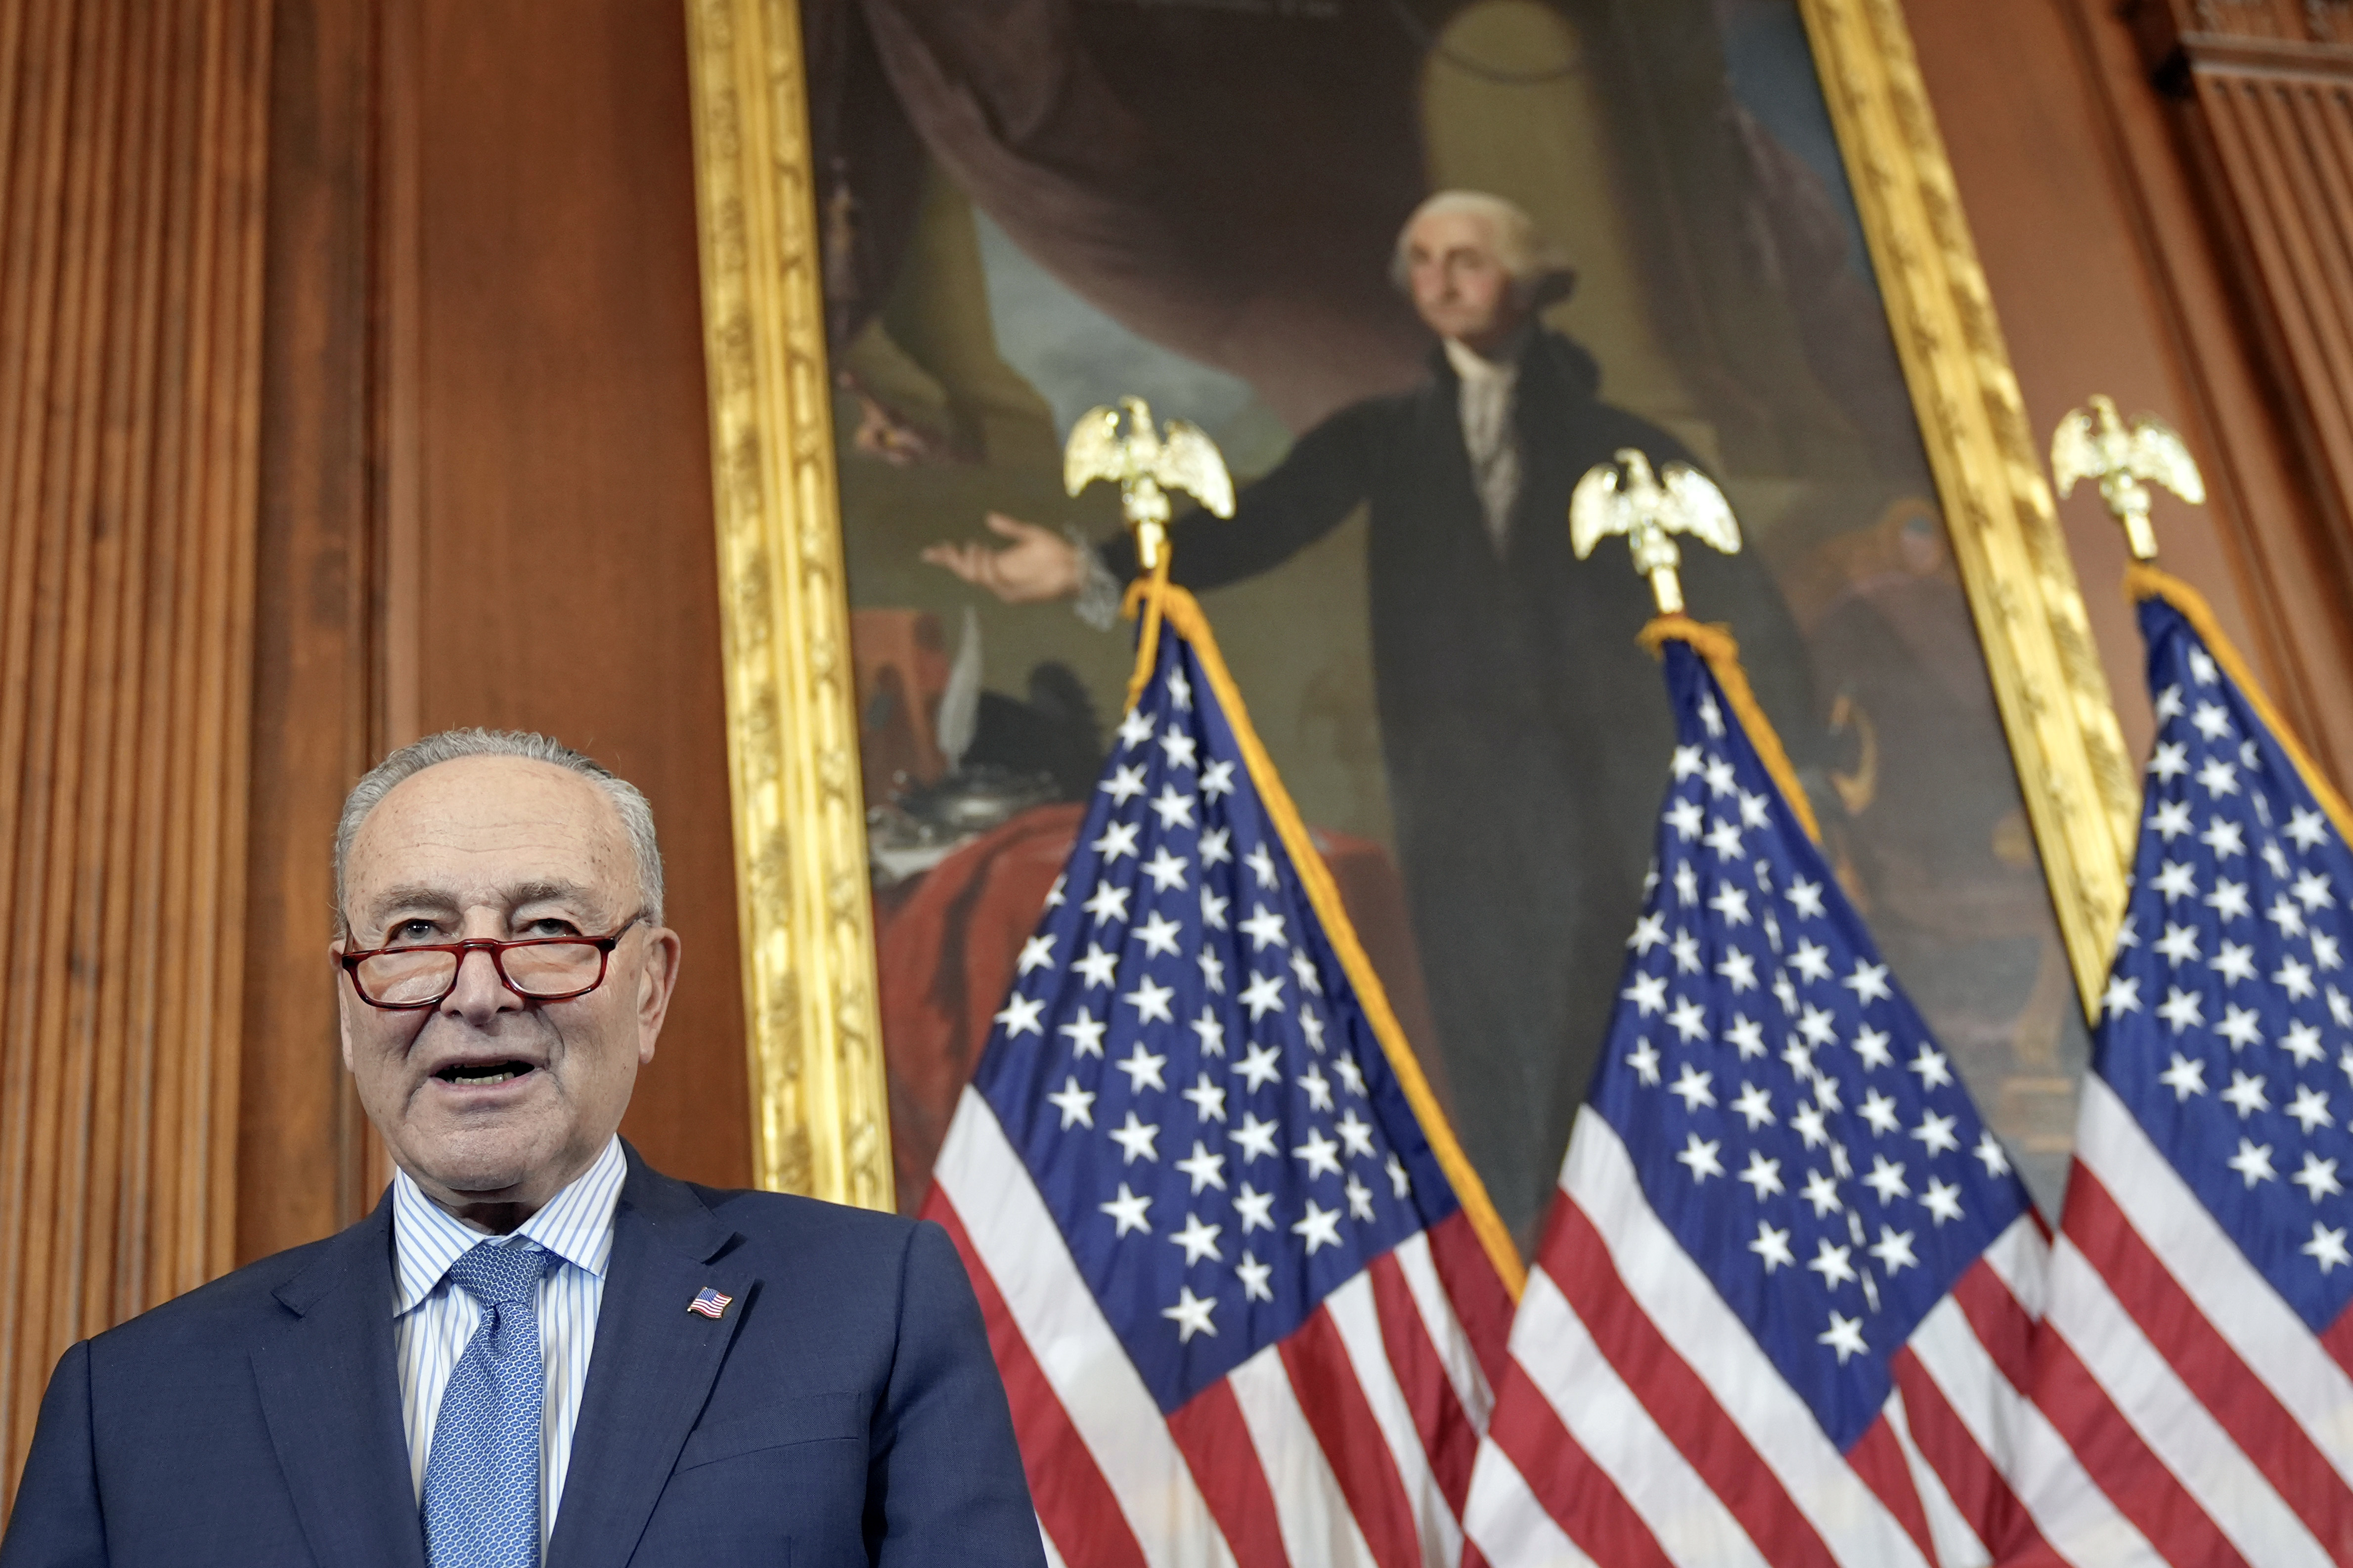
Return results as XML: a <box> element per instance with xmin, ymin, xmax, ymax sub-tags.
<box><xmin>2126</xmin><ymin>562</ymin><xmax>2353</xmax><ymax>846</ymax></box>
<box><xmin>1138</xmin><ymin>583</ymin><xmax>1529</xmax><ymax>1299</ymax></box>
<box><xmin>1120</xmin><ymin>557</ymin><xmax>1174</xmax><ymax>715</ymax></box>
<box><xmin>1638</xmin><ymin>613</ymin><xmax>1823</xmax><ymax>845</ymax></box>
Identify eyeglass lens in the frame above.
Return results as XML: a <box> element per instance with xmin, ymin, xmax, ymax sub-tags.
<box><xmin>355</xmin><ymin>941</ymin><xmax>604</xmax><ymax>1005</ymax></box>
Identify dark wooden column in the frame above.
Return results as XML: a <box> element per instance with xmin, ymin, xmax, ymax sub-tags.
<box><xmin>0</xmin><ymin>0</ymin><xmax>272</xmax><ymax>1505</ymax></box>
<box><xmin>2124</xmin><ymin>0</ymin><xmax>2353</xmax><ymax>748</ymax></box>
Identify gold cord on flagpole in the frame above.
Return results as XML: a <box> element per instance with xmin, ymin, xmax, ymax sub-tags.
<box><xmin>1637</xmin><ymin>613</ymin><xmax>1823</xmax><ymax>845</ymax></box>
<box><xmin>1570</xmin><ymin>451</ymin><xmax>1815</xmax><ymax>835</ymax></box>
<box><xmin>2126</xmin><ymin>562</ymin><xmax>2353</xmax><ymax>847</ymax></box>
<box><xmin>1150</xmin><ymin>584</ymin><xmax>1528</xmax><ymax>1297</ymax></box>
<box><xmin>1121</xmin><ymin>559</ymin><xmax>1171</xmax><ymax>714</ymax></box>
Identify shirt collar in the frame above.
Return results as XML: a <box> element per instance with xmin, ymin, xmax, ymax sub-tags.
<box><xmin>1442</xmin><ymin>333</ymin><xmax>1525</xmax><ymax>387</ymax></box>
<box><xmin>391</xmin><ymin>1135</ymin><xmax>628</xmax><ymax>1316</ymax></box>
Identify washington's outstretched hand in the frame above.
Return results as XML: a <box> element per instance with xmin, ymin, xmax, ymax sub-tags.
<box><xmin>921</xmin><ymin>511</ymin><xmax>1084</xmax><ymax>604</ymax></box>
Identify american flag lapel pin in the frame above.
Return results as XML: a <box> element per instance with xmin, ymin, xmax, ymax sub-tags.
<box><xmin>687</xmin><ymin>1286</ymin><xmax>732</xmax><ymax>1320</ymax></box>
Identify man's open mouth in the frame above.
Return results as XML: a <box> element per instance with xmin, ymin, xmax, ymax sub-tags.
<box><xmin>434</xmin><ymin>1060</ymin><xmax>536</xmax><ymax>1086</ymax></box>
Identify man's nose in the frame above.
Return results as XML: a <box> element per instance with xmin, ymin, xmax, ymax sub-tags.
<box><xmin>442</xmin><ymin>944</ymin><xmax>524</xmax><ymax>1017</ymax></box>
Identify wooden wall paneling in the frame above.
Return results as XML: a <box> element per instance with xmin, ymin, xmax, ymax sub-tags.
<box><xmin>2121</xmin><ymin>0</ymin><xmax>2353</xmax><ymax>767</ymax></box>
<box><xmin>0</xmin><ymin>0</ymin><xmax>270</xmax><ymax>1506</ymax></box>
<box><xmin>399</xmin><ymin>0</ymin><xmax>749</xmax><ymax>1188</ymax></box>
<box><xmin>240</xmin><ymin>0</ymin><xmax>388</xmax><ymax>1265</ymax></box>
<box><xmin>1904</xmin><ymin>0</ymin><xmax>2353</xmax><ymax>781</ymax></box>
<box><xmin>238</xmin><ymin>0</ymin><xmax>751</xmax><ymax>1261</ymax></box>
<box><xmin>2200</xmin><ymin>78</ymin><xmax>2353</xmax><ymax>456</ymax></box>
<box><xmin>2062</xmin><ymin>0</ymin><xmax>2353</xmax><ymax>776</ymax></box>
<box><xmin>377</xmin><ymin>0</ymin><xmax>420</xmax><ymax>754</ymax></box>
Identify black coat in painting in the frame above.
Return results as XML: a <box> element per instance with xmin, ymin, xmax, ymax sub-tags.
<box><xmin>1102</xmin><ymin>330</ymin><xmax>1817</xmax><ymax>1243</ymax></box>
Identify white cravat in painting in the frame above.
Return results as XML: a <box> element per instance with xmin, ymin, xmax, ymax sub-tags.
<box><xmin>1445</xmin><ymin>335</ymin><xmax>1522</xmax><ymax>551</ymax></box>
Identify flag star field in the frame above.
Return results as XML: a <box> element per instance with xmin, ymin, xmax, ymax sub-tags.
<box><xmin>1586</xmin><ymin>641</ymin><xmax>2035</xmax><ymax>1450</ymax></box>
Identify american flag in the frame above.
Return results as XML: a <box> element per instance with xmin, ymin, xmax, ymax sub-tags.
<box><xmin>2008</xmin><ymin>573</ymin><xmax>2353</xmax><ymax>1565</ymax></box>
<box><xmin>688</xmin><ymin>1286</ymin><xmax>732</xmax><ymax>1319</ymax></box>
<box><xmin>1459</xmin><ymin>622</ymin><xmax>2049</xmax><ymax>1568</ymax></box>
<box><xmin>922</xmin><ymin>587</ymin><xmax>1520</xmax><ymax>1568</ymax></box>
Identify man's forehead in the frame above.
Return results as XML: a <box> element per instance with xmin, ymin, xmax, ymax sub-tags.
<box><xmin>1408</xmin><ymin>209</ymin><xmax>1500</xmax><ymax>255</ymax></box>
<box><xmin>351</xmin><ymin>756</ymin><xmax>629</xmax><ymax>886</ymax></box>
<box><xmin>365</xmin><ymin>874</ymin><xmax>604</xmax><ymax>915</ymax></box>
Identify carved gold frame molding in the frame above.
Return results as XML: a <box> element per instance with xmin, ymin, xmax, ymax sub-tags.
<box><xmin>1798</xmin><ymin>0</ymin><xmax>2138</xmax><ymax>1006</ymax></box>
<box><xmin>683</xmin><ymin>0</ymin><xmax>893</xmax><ymax>1207</ymax></box>
<box><xmin>681</xmin><ymin>0</ymin><xmax>2137</xmax><ymax>1202</ymax></box>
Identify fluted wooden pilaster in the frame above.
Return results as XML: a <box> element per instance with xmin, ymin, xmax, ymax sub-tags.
<box><xmin>0</xmin><ymin>0</ymin><xmax>270</xmax><ymax>1504</ymax></box>
<box><xmin>2129</xmin><ymin>0</ymin><xmax>2353</xmax><ymax>642</ymax></box>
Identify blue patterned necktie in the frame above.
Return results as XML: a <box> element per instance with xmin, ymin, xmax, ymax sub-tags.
<box><xmin>421</xmin><ymin>1240</ymin><xmax>555</xmax><ymax>1568</ymax></box>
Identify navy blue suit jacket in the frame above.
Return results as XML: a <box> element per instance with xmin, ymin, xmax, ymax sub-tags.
<box><xmin>0</xmin><ymin>1146</ymin><xmax>1045</xmax><ymax>1567</ymax></box>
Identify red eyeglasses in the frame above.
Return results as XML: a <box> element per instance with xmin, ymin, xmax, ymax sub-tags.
<box><xmin>337</xmin><ymin>915</ymin><xmax>646</xmax><ymax>1009</ymax></box>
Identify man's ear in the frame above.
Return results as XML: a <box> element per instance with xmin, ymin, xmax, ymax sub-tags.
<box><xmin>332</xmin><ymin>961</ymin><xmax>358</xmax><ymax>1073</ymax></box>
<box><xmin>635</xmin><ymin>926</ymin><xmax>682</xmax><ymax>1064</ymax></box>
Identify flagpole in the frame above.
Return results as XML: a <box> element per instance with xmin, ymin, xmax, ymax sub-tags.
<box><xmin>1571</xmin><ymin>449</ymin><xmax>1820</xmax><ymax>843</ymax></box>
<box><xmin>1064</xmin><ymin>394</ymin><xmax>1529</xmax><ymax>1292</ymax></box>
<box><xmin>1058</xmin><ymin>394</ymin><xmax>1231</xmax><ymax>716</ymax></box>
<box><xmin>2050</xmin><ymin>392</ymin><xmax>2353</xmax><ymax>841</ymax></box>
<box><xmin>2050</xmin><ymin>393</ymin><xmax>2205</xmax><ymax>564</ymax></box>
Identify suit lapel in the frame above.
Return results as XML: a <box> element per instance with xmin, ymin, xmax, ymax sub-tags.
<box><xmin>545</xmin><ymin>1151</ymin><xmax>758</xmax><ymax>1568</ymax></box>
<box><xmin>250</xmin><ymin>1197</ymin><xmax>427</xmax><ymax>1568</ymax></box>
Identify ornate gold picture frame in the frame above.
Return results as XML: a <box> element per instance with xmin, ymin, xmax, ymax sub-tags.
<box><xmin>681</xmin><ymin>0</ymin><xmax>2136</xmax><ymax>1209</ymax></box>
<box><xmin>684</xmin><ymin>0</ymin><xmax>895</xmax><ymax>1207</ymax></box>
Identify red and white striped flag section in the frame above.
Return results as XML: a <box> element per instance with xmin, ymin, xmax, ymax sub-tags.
<box><xmin>2002</xmin><ymin>566</ymin><xmax>2353</xmax><ymax>1565</ymax></box>
<box><xmin>1461</xmin><ymin>616</ymin><xmax>2049</xmax><ymax>1568</ymax></box>
<box><xmin>922</xmin><ymin>583</ymin><xmax>1523</xmax><ymax>1568</ymax></box>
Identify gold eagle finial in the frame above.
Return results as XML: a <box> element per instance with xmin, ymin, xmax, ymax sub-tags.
<box><xmin>1063</xmin><ymin>395</ymin><xmax>1235</xmax><ymax>574</ymax></box>
<box><xmin>2049</xmin><ymin>394</ymin><xmax>2205</xmax><ymax>561</ymax></box>
<box><xmin>1569</xmin><ymin>448</ymin><xmax>1742</xmax><ymax>615</ymax></box>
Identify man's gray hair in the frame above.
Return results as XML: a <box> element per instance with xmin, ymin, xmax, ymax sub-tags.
<box><xmin>1391</xmin><ymin>190</ymin><xmax>1576</xmax><ymax>308</ymax></box>
<box><xmin>333</xmin><ymin>728</ymin><xmax>664</xmax><ymax>936</ymax></box>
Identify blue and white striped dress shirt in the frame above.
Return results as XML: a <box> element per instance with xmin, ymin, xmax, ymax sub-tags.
<box><xmin>392</xmin><ymin>1135</ymin><xmax>627</xmax><ymax>1550</ymax></box>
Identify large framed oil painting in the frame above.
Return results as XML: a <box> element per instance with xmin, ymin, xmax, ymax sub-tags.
<box><xmin>683</xmin><ymin>0</ymin><xmax>2141</xmax><ymax>1241</ymax></box>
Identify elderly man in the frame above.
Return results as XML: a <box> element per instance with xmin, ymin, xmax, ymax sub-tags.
<box><xmin>926</xmin><ymin>191</ymin><xmax>1814</xmax><ymax>1243</ymax></box>
<box><xmin>0</xmin><ymin>731</ymin><xmax>1043</xmax><ymax>1568</ymax></box>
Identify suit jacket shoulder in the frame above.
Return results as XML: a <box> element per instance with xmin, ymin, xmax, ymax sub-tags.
<box><xmin>687</xmin><ymin>1180</ymin><xmax>921</xmax><ymax>1250</ymax></box>
<box><xmin>82</xmin><ymin>1220</ymin><xmax>379</xmax><ymax>1358</ymax></box>
<box><xmin>1</xmin><ymin>1196</ymin><xmax>413</xmax><ymax>1568</ymax></box>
